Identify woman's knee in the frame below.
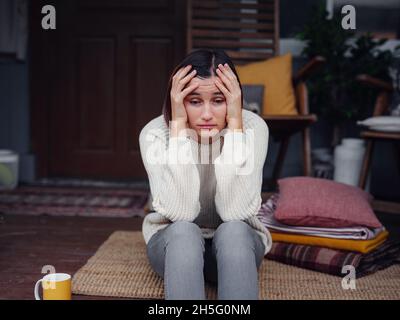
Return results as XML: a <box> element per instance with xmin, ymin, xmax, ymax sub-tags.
<box><xmin>165</xmin><ymin>220</ymin><xmax>203</xmax><ymax>239</ymax></box>
<box><xmin>213</xmin><ymin>220</ymin><xmax>257</xmax><ymax>254</ymax></box>
<box><xmin>164</xmin><ymin>221</ymin><xmax>205</xmax><ymax>253</ymax></box>
<box><xmin>214</xmin><ymin>221</ymin><xmax>252</xmax><ymax>242</ymax></box>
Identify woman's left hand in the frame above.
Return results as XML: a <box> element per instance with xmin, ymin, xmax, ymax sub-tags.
<box><xmin>214</xmin><ymin>63</ymin><xmax>243</xmax><ymax>131</ymax></box>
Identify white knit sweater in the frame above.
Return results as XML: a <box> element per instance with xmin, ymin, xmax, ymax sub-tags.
<box><xmin>139</xmin><ymin>109</ymin><xmax>272</xmax><ymax>255</ymax></box>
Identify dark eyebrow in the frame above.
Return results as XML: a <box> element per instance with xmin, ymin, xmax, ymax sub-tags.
<box><xmin>187</xmin><ymin>92</ymin><xmax>224</xmax><ymax>96</ymax></box>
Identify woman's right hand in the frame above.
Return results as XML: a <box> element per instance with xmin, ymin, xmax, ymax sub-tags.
<box><xmin>170</xmin><ymin>65</ymin><xmax>199</xmax><ymax>127</ymax></box>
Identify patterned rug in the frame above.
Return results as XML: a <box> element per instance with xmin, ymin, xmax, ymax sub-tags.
<box><xmin>72</xmin><ymin>231</ymin><xmax>400</xmax><ymax>300</ymax></box>
<box><xmin>0</xmin><ymin>185</ymin><xmax>149</xmax><ymax>218</ymax></box>
<box><xmin>31</xmin><ymin>178</ymin><xmax>150</xmax><ymax>189</ymax></box>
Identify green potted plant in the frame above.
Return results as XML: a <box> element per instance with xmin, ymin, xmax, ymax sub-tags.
<box><xmin>297</xmin><ymin>4</ymin><xmax>397</xmax><ymax>146</ymax></box>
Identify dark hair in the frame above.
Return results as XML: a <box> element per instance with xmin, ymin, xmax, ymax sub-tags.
<box><xmin>162</xmin><ymin>48</ymin><xmax>243</xmax><ymax>126</ymax></box>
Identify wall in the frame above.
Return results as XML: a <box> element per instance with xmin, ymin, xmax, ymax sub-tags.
<box><xmin>0</xmin><ymin>54</ymin><xmax>35</xmax><ymax>183</ymax></box>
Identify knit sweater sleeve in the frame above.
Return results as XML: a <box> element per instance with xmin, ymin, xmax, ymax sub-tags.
<box><xmin>139</xmin><ymin>126</ymin><xmax>201</xmax><ymax>222</ymax></box>
<box><xmin>214</xmin><ymin>118</ymin><xmax>269</xmax><ymax>221</ymax></box>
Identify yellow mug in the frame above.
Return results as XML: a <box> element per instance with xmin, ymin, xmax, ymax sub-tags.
<box><xmin>34</xmin><ymin>273</ymin><xmax>72</xmax><ymax>300</ymax></box>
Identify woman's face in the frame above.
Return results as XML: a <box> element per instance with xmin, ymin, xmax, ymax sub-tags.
<box><xmin>183</xmin><ymin>75</ymin><xmax>227</xmax><ymax>142</ymax></box>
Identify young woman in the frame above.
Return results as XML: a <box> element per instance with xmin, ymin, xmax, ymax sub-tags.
<box><xmin>139</xmin><ymin>49</ymin><xmax>272</xmax><ymax>300</ymax></box>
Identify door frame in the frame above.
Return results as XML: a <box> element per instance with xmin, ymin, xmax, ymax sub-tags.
<box><xmin>30</xmin><ymin>0</ymin><xmax>53</xmax><ymax>178</ymax></box>
<box><xmin>29</xmin><ymin>0</ymin><xmax>188</xmax><ymax>179</ymax></box>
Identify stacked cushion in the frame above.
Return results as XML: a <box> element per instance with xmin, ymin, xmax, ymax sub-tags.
<box><xmin>274</xmin><ymin>176</ymin><xmax>382</xmax><ymax>229</ymax></box>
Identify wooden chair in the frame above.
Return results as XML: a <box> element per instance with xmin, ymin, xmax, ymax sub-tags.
<box><xmin>356</xmin><ymin>74</ymin><xmax>400</xmax><ymax>215</ymax></box>
<box><xmin>186</xmin><ymin>0</ymin><xmax>325</xmax><ymax>189</ymax></box>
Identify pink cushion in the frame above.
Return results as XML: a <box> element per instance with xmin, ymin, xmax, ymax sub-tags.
<box><xmin>274</xmin><ymin>177</ymin><xmax>382</xmax><ymax>228</ymax></box>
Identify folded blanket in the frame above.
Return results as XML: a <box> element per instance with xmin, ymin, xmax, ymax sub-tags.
<box><xmin>257</xmin><ymin>193</ymin><xmax>385</xmax><ymax>240</ymax></box>
<box><xmin>270</xmin><ymin>229</ymin><xmax>389</xmax><ymax>254</ymax></box>
<box><xmin>266</xmin><ymin>240</ymin><xmax>400</xmax><ymax>277</ymax></box>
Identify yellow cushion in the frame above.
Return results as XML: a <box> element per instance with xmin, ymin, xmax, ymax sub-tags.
<box><xmin>235</xmin><ymin>53</ymin><xmax>297</xmax><ymax>115</ymax></box>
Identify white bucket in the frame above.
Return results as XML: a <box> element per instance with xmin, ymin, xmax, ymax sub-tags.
<box><xmin>333</xmin><ymin>139</ymin><xmax>365</xmax><ymax>186</ymax></box>
<box><xmin>0</xmin><ymin>150</ymin><xmax>19</xmax><ymax>190</ymax></box>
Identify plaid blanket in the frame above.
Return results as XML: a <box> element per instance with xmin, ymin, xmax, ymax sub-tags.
<box><xmin>259</xmin><ymin>194</ymin><xmax>400</xmax><ymax>277</ymax></box>
<box><xmin>266</xmin><ymin>239</ymin><xmax>400</xmax><ymax>278</ymax></box>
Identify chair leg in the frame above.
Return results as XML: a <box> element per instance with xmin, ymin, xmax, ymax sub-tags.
<box><xmin>271</xmin><ymin>136</ymin><xmax>290</xmax><ymax>190</ymax></box>
<box><xmin>359</xmin><ymin>139</ymin><xmax>374</xmax><ymax>189</ymax></box>
<box><xmin>302</xmin><ymin>127</ymin><xmax>312</xmax><ymax>176</ymax></box>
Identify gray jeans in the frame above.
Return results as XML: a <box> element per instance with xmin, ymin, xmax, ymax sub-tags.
<box><xmin>146</xmin><ymin>219</ymin><xmax>265</xmax><ymax>300</ymax></box>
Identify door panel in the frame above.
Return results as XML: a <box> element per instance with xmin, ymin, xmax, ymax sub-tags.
<box><xmin>77</xmin><ymin>37</ymin><xmax>116</xmax><ymax>151</ymax></box>
<box><xmin>128</xmin><ymin>37</ymin><xmax>173</xmax><ymax>153</ymax></box>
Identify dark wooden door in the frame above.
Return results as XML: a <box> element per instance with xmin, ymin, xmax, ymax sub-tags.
<box><xmin>31</xmin><ymin>0</ymin><xmax>187</xmax><ymax>179</ymax></box>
